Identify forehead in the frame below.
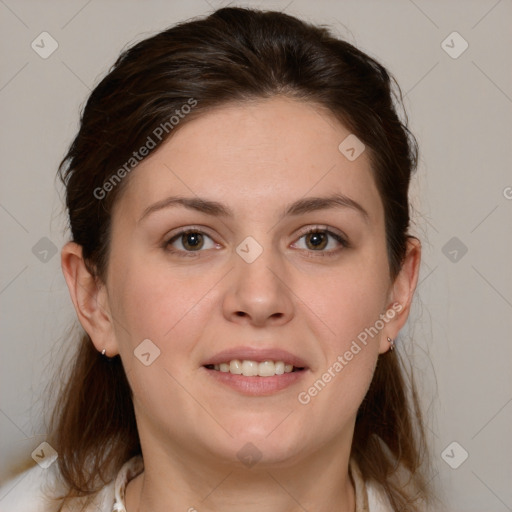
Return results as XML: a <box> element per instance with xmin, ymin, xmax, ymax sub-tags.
<box><xmin>115</xmin><ymin>96</ymin><xmax>382</xmax><ymax>222</ymax></box>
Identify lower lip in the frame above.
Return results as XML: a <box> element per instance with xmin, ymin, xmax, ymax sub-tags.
<box><xmin>203</xmin><ymin>367</ymin><xmax>308</xmax><ymax>395</ymax></box>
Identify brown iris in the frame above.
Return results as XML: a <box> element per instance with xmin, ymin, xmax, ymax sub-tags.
<box><xmin>304</xmin><ymin>231</ymin><xmax>328</xmax><ymax>250</ymax></box>
<box><xmin>181</xmin><ymin>232</ymin><xmax>204</xmax><ymax>251</ymax></box>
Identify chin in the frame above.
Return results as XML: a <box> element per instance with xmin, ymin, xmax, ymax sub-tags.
<box><xmin>222</xmin><ymin>423</ymin><xmax>306</xmax><ymax>467</ymax></box>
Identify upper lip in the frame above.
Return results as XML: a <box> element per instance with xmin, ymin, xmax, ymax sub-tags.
<box><xmin>202</xmin><ymin>346</ymin><xmax>309</xmax><ymax>369</ymax></box>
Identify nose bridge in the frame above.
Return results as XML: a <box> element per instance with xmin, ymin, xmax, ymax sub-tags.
<box><xmin>235</xmin><ymin>233</ymin><xmax>284</xmax><ymax>294</ymax></box>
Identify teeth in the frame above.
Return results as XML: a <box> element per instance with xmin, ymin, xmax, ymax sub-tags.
<box><xmin>229</xmin><ymin>360</ymin><xmax>242</xmax><ymax>374</ymax></box>
<box><xmin>242</xmin><ymin>360</ymin><xmax>259</xmax><ymax>376</ymax></box>
<box><xmin>210</xmin><ymin>360</ymin><xmax>299</xmax><ymax>377</ymax></box>
<box><xmin>258</xmin><ymin>361</ymin><xmax>275</xmax><ymax>377</ymax></box>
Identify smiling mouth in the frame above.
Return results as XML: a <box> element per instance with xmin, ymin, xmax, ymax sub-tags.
<box><xmin>203</xmin><ymin>359</ymin><xmax>306</xmax><ymax>377</ymax></box>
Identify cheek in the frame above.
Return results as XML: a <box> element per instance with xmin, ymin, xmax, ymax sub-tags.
<box><xmin>304</xmin><ymin>255</ymin><xmax>390</xmax><ymax>347</ymax></box>
<box><xmin>296</xmin><ymin>277</ymin><xmax>384</xmax><ymax>430</ymax></box>
<box><xmin>109</xmin><ymin>256</ymin><xmax>220</xmax><ymax>358</ymax></box>
<box><xmin>301</xmin><ymin>350</ymin><xmax>378</xmax><ymax>428</ymax></box>
<box><xmin>294</xmin><ymin>249</ymin><xmax>389</xmax><ymax>411</ymax></box>
<box><xmin>109</xmin><ymin>266</ymin><xmax>222</xmax><ymax>428</ymax></box>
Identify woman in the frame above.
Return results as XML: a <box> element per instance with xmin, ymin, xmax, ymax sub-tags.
<box><xmin>0</xmin><ymin>6</ymin><xmax>432</xmax><ymax>511</ymax></box>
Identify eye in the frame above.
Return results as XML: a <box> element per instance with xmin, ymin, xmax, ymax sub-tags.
<box><xmin>164</xmin><ymin>226</ymin><xmax>348</xmax><ymax>257</ymax></box>
<box><xmin>165</xmin><ymin>229</ymin><xmax>218</xmax><ymax>255</ymax></box>
<box><xmin>292</xmin><ymin>227</ymin><xmax>348</xmax><ymax>255</ymax></box>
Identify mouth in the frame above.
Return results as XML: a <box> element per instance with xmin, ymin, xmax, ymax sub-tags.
<box><xmin>201</xmin><ymin>347</ymin><xmax>309</xmax><ymax>395</ymax></box>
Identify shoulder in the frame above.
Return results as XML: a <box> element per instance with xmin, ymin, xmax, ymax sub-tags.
<box><xmin>350</xmin><ymin>457</ymin><xmax>394</xmax><ymax>512</ymax></box>
<box><xmin>0</xmin><ymin>463</ymin><xmax>116</xmax><ymax>512</ymax></box>
<box><xmin>350</xmin><ymin>456</ymin><xmax>426</xmax><ymax>512</ymax></box>
<box><xmin>0</xmin><ymin>463</ymin><xmax>61</xmax><ymax>512</ymax></box>
<box><xmin>365</xmin><ymin>467</ymin><xmax>429</xmax><ymax>512</ymax></box>
<box><xmin>366</xmin><ymin>479</ymin><xmax>394</xmax><ymax>512</ymax></box>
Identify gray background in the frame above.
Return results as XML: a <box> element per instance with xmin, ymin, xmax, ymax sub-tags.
<box><xmin>1</xmin><ymin>1</ymin><xmax>511</xmax><ymax>510</ymax></box>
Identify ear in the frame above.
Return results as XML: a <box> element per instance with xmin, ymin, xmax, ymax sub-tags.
<box><xmin>61</xmin><ymin>242</ymin><xmax>117</xmax><ymax>357</ymax></box>
<box><xmin>379</xmin><ymin>236</ymin><xmax>421</xmax><ymax>354</ymax></box>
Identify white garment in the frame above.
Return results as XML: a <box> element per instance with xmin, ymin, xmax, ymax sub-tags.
<box><xmin>0</xmin><ymin>456</ymin><xmax>393</xmax><ymax>511</ymax></box>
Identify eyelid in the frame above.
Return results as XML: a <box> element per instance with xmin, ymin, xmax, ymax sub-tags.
<box><xmin>295</xmin><ymin>223</ymin><xmax>345</xmax><ymax>235</ymax></box>
<box><xmin>294</xmin><ymin>224</ymin><xmax>349</xmax><ymax>245</ymax></box>
<box><xmin>165</xmin><ymin>224</ymin><xmax>217</xmax><ymax>241</ymax></box>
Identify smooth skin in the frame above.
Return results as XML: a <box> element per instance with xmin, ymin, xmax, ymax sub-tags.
<box><xmin>62</xmin><ymin>96</ymin><xmax>420</xmax><ymax>512</ymax></box>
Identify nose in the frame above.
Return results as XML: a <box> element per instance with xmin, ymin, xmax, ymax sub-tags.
<box><xmin>222</xmin><ymin>243</ymin><xmax>295</xmax><ymax>328</ymax></box>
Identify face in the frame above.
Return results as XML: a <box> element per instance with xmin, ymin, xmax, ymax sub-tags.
<box><xmin>95</xmin><ymin>96</ymin><xmax>410</xmax><ymax>468</ymax></box>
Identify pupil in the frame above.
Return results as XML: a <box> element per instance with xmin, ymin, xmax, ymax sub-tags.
<box><xmin>308</xmin><ymin>232</ymin><xmax>326</xmax><ymax>249</ymax></box>
<box><xmin>184</xmin><ymin>232</ymin><xmax>203</xmax><ymax>250</ymax></box>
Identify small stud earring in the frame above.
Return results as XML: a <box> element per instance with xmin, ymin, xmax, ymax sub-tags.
<box><xmin>387</xmin><ymin>337</ymin><xmax>395</xmax><ymax>351</ymax></box>
<box><xmin>101</xmin><ymin>349</ymin><xmax>106</xmax><ymax>356</ymax></box>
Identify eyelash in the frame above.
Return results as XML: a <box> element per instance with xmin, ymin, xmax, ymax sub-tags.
<box><xmin>164</xmin><ymin>225</ymin><xmax>349</xmax><ymax>258</ymax></box>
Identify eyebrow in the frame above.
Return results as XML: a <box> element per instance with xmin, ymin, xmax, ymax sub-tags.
<box><xmin>138</xmin><ymin>193</ymin><xmax>369</xmax><ymax>223</ymax></box>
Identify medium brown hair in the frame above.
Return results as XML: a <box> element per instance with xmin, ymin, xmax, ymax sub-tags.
<box><xmin>47</xmin><ymin>6</ymin><xmax>431</xmax><ymax>510</ymax></box>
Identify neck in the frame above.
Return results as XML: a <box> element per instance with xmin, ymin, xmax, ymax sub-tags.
<box><xmin>126</xmin><ymin>436</ymin><xmax>356</xmax><ymax>512</ymax></box>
